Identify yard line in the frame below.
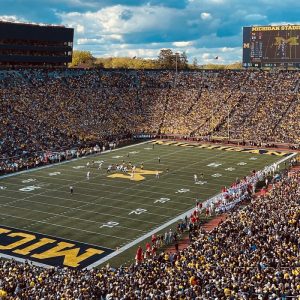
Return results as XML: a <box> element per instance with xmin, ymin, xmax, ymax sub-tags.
<box><xmin>1</xmin><ymin>142</ymin><xmax>273</xmax><ymax>204</ymax></box>
<box><xmin>0</xmin><ymin>183</ymin><xmax>187</xmax><ymax>210</ymax></box>
<box><xmin>0</xmin><ymin>212</ymin><xmax>132</xmax><ymax>242</ymax></box>
<box><xmin>0</xmin><ymin>145</ymin><xmax>279</xmax><ymax>224</ymax></box>
<box><xmin>0</xmin><ymin>201</ymin><xmax>146</xmax><ymax>233</ymax></box>
<box><xmin>86</xmin><ymin>152</ymin><xmax>296</xmax><ymax>268</ymax></box>
<box><xmin>0</xmin><ymin>140</ymin><xmax>153</xmax><ymax>180</ymax></box>
<box><xmin>85</xmin><ymin>192</ymin><xmax>219</xmax><ymax>269</ymax></box>
<box><xmin>0</xmin><ymin>194</ymin><xmax>161</xmax><ymax>225</ymax></box>
<box><xmin>1</xmin><ymin>143</ymin><xmax>193</xmax><ymax>206</ymax></box>
<box><xmin>0</xmin><ymin>186</ymin><xmax>173</xmax><ymax>218</ymax></box>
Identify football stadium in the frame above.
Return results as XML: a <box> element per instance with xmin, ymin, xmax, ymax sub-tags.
<box><xmin>0</xmin><ymin>2</ymin><xmax>300</xmax><ymax>299</ymax></box>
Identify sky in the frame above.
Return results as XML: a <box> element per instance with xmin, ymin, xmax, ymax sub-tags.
<box><xmin>0</xmin><ymin>0</ymin><xmax>299</xmax><ymax>64</ymax></box>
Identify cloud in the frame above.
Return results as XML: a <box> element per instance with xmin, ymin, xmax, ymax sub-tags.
<box><xmin>200</xmin><ymin>12</ymin><xmax>212</xmax><ymax>20</ymax></box>
<box><xmin>76</xmin><ymin>24</ymin><xmax>85</xmax><ymax>33</ymax></box>
<box><xmin>0</xmin><ymin>15</ymin><xmax>27</xmax><ymax>23</ymax></box>
<box><xmin>172</xmin><ymin>41</ymin><xmax>194</xmax><ymax>47</ymax></box>
<box><xmin>3</xmin><ymin>0</ymin><xmax>298</xmax><ymax>64</ymax></box>
<box><xmin>59</xmin><ymin>5</ymin><xmax>182</xmax><ymax>37</ymax></box>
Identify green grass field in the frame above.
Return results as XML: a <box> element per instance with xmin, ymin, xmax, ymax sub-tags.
<box><xmin>0</xmin><ymin>140</ymin><xmax>291</xmax><ymax>268</ymax></box>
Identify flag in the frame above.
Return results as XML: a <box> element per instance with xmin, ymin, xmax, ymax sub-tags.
<box><xmin>215</xmin><ymin>56</ymin><xmax>219</xmax><ymax>59</ymax></box>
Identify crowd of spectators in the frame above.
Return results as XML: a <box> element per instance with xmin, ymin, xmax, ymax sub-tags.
<box><xmin>0</xmin><ymin>168</ymin><xmax>299</xmax><ymax>299</ymax></box>
<box><xmin>1</xmin><ymin>69</ymin><xmax>300</xmax><ymax>175</ymax></box>
<box><xmin>1</xmin><ymin>68</ymin><xmax>300</xmax><ymax>298</ymax></box>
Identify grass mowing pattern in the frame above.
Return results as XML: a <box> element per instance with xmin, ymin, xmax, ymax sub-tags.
<box><xmin>0</xmin><ymin>141</ymin><xmax>286</xmax><ymax>267</ymax></box>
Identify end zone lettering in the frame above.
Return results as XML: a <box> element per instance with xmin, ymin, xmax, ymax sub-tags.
<box><xmin>152</xmin><ymin>140</ymin><xmax>290</xmax><ymax>157</ymax></box>
<box><xmin>0</xmin><ymin>226</ymin><xmax>113</xmax><ymax>268</ymax></box>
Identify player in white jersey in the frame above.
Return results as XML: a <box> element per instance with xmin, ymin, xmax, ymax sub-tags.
<box><xmin>194</xmin><ymin>174</ymin><xmax>198</xmax><ymax>183</ymax></box>
<box><xmin>107</xmin><ymin>165</ymin><xmax>112</xmax><ymax>173</ymax></box>
<box><xmin>98</xmin><ymin>162</ymin><xmax>103</xmax><ymax>169</ymax></box>
<box><xmin>156</xmin><ymin>171</ymin><xmax>160</xmax><ymax>179</ymax></box>
<box><xmin>86</xmin><ymin>162</ymin><xmax>90</xmax><ymax>168</ymax></box>
<box><xmin>87</xmin><ymin>171</ymin><xmax>90</xmax><ymax>180</ymax></box>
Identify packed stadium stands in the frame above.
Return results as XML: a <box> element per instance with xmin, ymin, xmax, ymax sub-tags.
<box><xmin>0</xmin><ymin>169</ymin><xmax>298</xmax><ymax>299</ymax></box>
<box><xmin>1</xmin><ymin>69</ymin><xmax>299</xmax><ymax>175</ymax></box>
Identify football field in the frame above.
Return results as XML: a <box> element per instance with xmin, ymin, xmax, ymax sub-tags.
<box><xmin>0</xmin><ymin>140</ymin><xmax>293</xmax><ymax>268</ymax></box>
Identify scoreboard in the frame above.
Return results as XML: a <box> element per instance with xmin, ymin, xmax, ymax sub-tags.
<box><xmin>243</xmin><ymin>25</ymin><xmax>300</xmax><ymax>68</ymax></box>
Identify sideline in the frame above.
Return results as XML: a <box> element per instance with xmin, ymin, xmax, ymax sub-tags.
<box><xmin>86</xmin><ymin>151</ymin><xmax>297</xmax><ymax>269</ymax></box>
<box><xmin>0</xmin><ymin>140</ymin><xmax>152</xmax><ymax>180</ymax></box>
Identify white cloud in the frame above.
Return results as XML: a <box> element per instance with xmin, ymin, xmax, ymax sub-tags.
<box><xmin>77</xmin><ymin>38</ymin><xmax>103</xmax><ymax>45</ymax></box>
<box><xmin>59</xmin><ymin>5</ymin><xmax>179</xmax><ymax>36</ymax></box>
<box><xmin>110</xmin><ymin>34</ymin><xmax>123</xmax><ymax>41</ymax></box>
<box><xmin>0</xmin><ymin>15</ymin><xmax>26</xmax><ymax>23</ymax></box>
<box><xmin>221</xmin><ymin>47</ymin><xmax>236</xmax><ymax>52</ymax></box>
<box><xmin>200</xmin><ymin>12</ymin><xmax>212</xmax><ymax>21</ymax></box>
<box><xmin>56</xmin><ymin>0</ymin><xmax>294</xmax><ymax>65</ymax></box>
<box><xmin>172</xmin><ymin>41</ymin><xmax>193</xmax><ymax>47</ymax></box>
<box><xmin>76</xmin><ymin>24</ymin><xmax>85</xmax><ymax>33</ymax></box>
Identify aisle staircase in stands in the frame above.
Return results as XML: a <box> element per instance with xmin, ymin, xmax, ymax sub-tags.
<box><xmin>271</xmin><ymin>79</ymin><xmax>300</xmax><ymax>135</ymax></box>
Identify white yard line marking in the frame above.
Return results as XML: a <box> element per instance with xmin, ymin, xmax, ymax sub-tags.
<box><xmin>0</xmin><ymin>140</ymin><xmax>293</xmax><ymax>266</ymax></box>
<box><xmin>0</xmin><ymin>194</ymin><xmax>161</xmax><ymax>225</ymax></box>
<box><xmin>0</xmin><ymin>212</ymin><xmax>131</xmax><ymax>241</ymax></box>
<box><xmin>1</xmin><ymin>202</ymin><xmax>146</xmax><ymax>233</ymax></box>
<box><xmin>86</xmin><ymin>152</ymin><xmax>297</xmax><ymax>269</ymax></box>
<box><xmin>0</xmin><ymin>140</ymin><xmax>153</xmax><ymax>180</ymax></box>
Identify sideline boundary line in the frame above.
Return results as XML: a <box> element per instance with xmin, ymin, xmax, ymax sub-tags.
<box><xmin>86</xmin><ymin>152</ymin><xmax>297</xmax><ymax>269</ymax></box>
<box><xmin>0</xmin><ymin>140</ymin><xmax>152</xmax><ymax>180</ymax></box>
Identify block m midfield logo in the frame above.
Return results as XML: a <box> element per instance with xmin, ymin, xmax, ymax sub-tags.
<box><xmin>0</xmin><ymin>226</ymin><xmax>113</xmax><ymax>268</ymax></box>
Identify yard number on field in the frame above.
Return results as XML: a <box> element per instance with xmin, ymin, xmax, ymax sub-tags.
<box><xmin>195</xmin><ymin>181</ymin><xmax>207</xmax><ymax>185</ymax></box>
<box><xmin>100</xmin><ymin>221</ymin><xmax>119</xmax><ymax>228</ymax></box>
<box><xmin>49</xmin><ymin>172</ymin><xmax>61</xmax><ymax>176</ymax></box>
<box><xmin>207</xmin><ymin>162</ymin><xmax>222</xmax><ymax>168</ymax></box>
<box><xmin>154</xmin><ymin>197</ymin><xmax>170</xmax><ymax>203</ymax></box>
<box><xmin>225</xmin><ymin>167</ymin><xmax>235</xmax><ymax>171</ymax></box>
<box><xmin>19</xmin><ymin>185</ymin><xmax>41</xmax><ymax>192</ymax></box>
<box><xmin>176</xmin><ymin>188</ymin><xmax>190</xmax><ymax>193</ymax></box>
<box><xmin>22</xmin><ymin>178</ymin><xmax>36</xmax><ymax>183</ymax></box>
<box><xmin>211</xmin><ymin>173</ymin><xmax>222</xmax><ymax>178</ymax></box>
<box><xmin>129</xmin><ymin>208</ymin><xmax>147</xmax><ymax>215</ymax></box>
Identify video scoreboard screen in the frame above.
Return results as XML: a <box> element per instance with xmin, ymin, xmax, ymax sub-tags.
<box><xmin>243</xmin><ymin>25</ymin><xmax>300</xmax><ymax>68</ymax></box>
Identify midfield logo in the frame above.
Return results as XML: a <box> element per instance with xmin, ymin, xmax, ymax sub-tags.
<box><xmin>107</xmin><ymin>168</ymin><xmax>162</xmax><ymax>181</ymax></box>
